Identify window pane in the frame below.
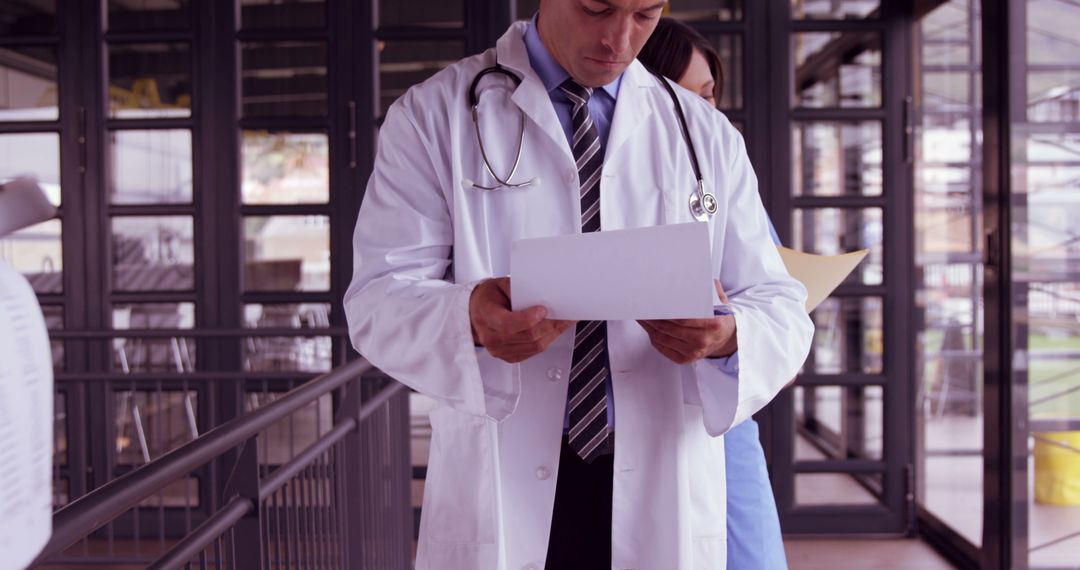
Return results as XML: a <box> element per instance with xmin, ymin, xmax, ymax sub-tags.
<box><xmin>0</xmin><ymin>47</ymin><xmax>58</xmax><ymax>121</ymax></box>
<box><xmin>243</xmin><ymin>303</ymin><xmax>332</xmax><ymax>372</ymax></box>
<box><xmin>1027</xmin><ymin>0</ymin><xmax>1080</xmax><ymax>123</ymax></box>
<box><xmin>792</xmin><ymin>208</ymin><xmax>882</xmax><ymax>285</ymax></box>
<box><xmin>380</xmin><ymin>0</ymin><xmax>463</xmax><ymax>27</ymax></box>
<box><xmin>1016</xmin><ymin>1</ymin><xmax>1080</xmax><ymax>565</ymax></box>
<box><xmin>792</xmin><ymin>0</ymin><xmax>879</xmax><ymax>19</ymax></box>
<box><xmin>243</xmin><ymin>302</ymin><xmax>330</xmax><ymax>328</ymax></box>
<box><xmin>53</xmin><ymin>477</ymin><xmax>69</xmax><ymax>508</ymax></box>
<box><xmin>811</xmin><ymin>385</ymin><xmax>843</xmax><ymax>434</ymax></box>
<box><xmin>241</xmin><ymin>42</ymin><xmax>327</xmax><ymax>117</ymax></box>
<box><xmin>0</xmin><ymin>133</ymin><xmax>61</xmax><ymax>205</ymax></box>
<box><xmin>704</xmin><ymin>33</ymin><xmax>743</xmax><ymax>110</ymax></box>
<box><xmin>795</xmin><ymin>473</ymin><xmax>880</xmax><ymax>505</ymax></box>
<box><xmin>667</xmin><ymin>0</ymin><xmax>743</xmax><ymax>22</ymax></box>
<box><xmin>915</xmin><ymin>117</ymin><xmax>978</xmax><ymax>256</ymax></box>
<box><xmin>807</xmin><ymin>297</ymin><xmax>883</xmax><ymax>375</ymax></box>
<box><xmin>112</xmin><ymin>216</ymin><xmax>194</xmax><ymax>291</ymax></box>
<box><xmin>1</xmin><ymin>219</ymin><xmax>62</xmax><ymax>294</ymax></box>
<box><xmin>792</xmin><ymin>32</ymin><xmax>881</xmax><ymax>108</ymax></box>
<box><xmin>379</xmin><ymin>40</ymin><xmax>465</xmax><ymax>115</ymax></box>
<box><xmin>240</xmin><ymin>0</ymin><xmax>326</xmax><ymax>29</ymax></box>
<box><xmin>113</xmin><ymin>302</ymin><xmax>195</xmax><ymax>329</ymax></box>
<box><xmin>792</xmin><ymin>121</ymin><xmax>882</xmax><ymax>196</ymax></box>
<box><xmin>108</xmin><ymin>43</ymin><xmax>192</xmax><ymax>119</ymax></box>
<box><xmin>0</xmin><ymin>1</ymin><xmax>55</xmax><ymax>35</ymax></box>
<box><xmin>113</xmin><ymin>389</ymin><xmax>199</xmax><ymax>465</ymax></box>
<box><xmin>53</xmin><ymin>391</ymin><xmax>66</xmax><ymax>467</ymax></box>
<box><xmin>42</xmin><ymin>305</ymin><xmax>63</xmax><ymax>372</ymax></box>
<box><xmin>515</xmin><ymin>0</ymin><xmax>539</xmax><ymax>19</ymax></box>
<box><xmin>245</xmin><ymin>390</ymin><xmax>333</xmax><ymax>466</ymax></box>
<box><xmin>109</xmin><ymin>129</ymin><xmax>193</xmax><ymax>204</ymax></box>
<box><xmin>107</xmin><ymin>0</ymin><xmax>190</xmax><ymax>31</ymax></box>
<box><xmin>243</xmin><ymin>215</ymin><xmax>329</xmax><ymax>291</ymax></box>
<box><xmin>795</xmin><ymin>384</ymin><xmax>884</xmax><ymax>461</ymax></box>
<box><xmin>915</xmin><ymin>0</ymin><xmax>985</xmax><ymax>548</ymax></box>
<box><xmin>112</xmin><ymin>303</ymin><xmax>195</xmax><ymax>373</ymax></box>
<box><xmin>242</xmin><ymin>131</ymin><xmax>328</xmax><ymax>204</ymax></box>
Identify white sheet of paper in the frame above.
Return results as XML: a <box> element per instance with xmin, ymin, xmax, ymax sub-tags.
<box><xmin>0</xmin><ymin>263</ymin><xmax>53</xmax><ymax>570</ymax></box>
<box><xmin>510</xmin><ymin>222</ymin><xmax>715</xmax><ymax>320</ymax></box>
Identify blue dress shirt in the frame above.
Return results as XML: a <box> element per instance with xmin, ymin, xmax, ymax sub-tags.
<box><xmin>524</xmin><ymin>18</ymin><xmax>623</xmax><ymax>430</ymax></box>
<box><xmin>523</xmin><ymin>17</ymin><xmax>740</xmax><ymax>430</ymax></box>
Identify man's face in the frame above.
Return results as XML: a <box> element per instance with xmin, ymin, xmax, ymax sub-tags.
<box><xmin>537</xmin><ymin>0</ymin><xmax>666</xmax><ymax>88</ymax></box>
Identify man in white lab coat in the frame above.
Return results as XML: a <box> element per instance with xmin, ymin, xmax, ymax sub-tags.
<box><xmin>344</xmin><ymin>1</ymin><xmax>814</xmax><ymax>568</ymax></box>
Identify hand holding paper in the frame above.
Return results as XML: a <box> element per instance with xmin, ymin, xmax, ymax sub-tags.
<box><xmin>637</xmin><ymin>279</ymin><xmax>738</xmax><ymax>364</ymax></box>
<box><xmin>469</xmin><ymin>277</ymin><xmax>575</xmax><ymax>363</ymax></box>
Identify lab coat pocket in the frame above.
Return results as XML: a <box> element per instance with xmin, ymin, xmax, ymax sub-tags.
<box><xmin>424</xmin><ymin>406</ymin><xmax>498</xmax><ymax>545</ymax></box>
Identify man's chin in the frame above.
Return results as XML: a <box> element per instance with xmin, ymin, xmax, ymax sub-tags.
<box><xmin>576</xmin><ymin>69</ymin><xmax>625</xmax><ymax>88</ymax></box>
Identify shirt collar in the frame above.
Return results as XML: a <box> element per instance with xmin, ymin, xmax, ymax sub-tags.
<box><xmin>523</xmin><ymin>15</ymin><xmax>622</xmax><ymax>101</ymax></box>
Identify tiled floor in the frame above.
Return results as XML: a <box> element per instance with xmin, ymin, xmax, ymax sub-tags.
<box><xmin>784</xmin><ymin>537</ymin><xmax>957</xmax><ymax>569</ymax></box>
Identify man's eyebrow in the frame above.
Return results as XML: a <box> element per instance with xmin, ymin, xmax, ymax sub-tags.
<box><xmin>590</xmin><ymin>0</ymin><xmax>666</xmax><ymax>10</ymax></box>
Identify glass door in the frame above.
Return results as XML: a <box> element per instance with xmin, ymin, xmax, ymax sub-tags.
<box><xmin>770</xmin><ymin>0</ymin><xmax>916</xmax><ymax>535</ymax></box>
<box><xmin>1009</xmin><ymin>0</ymin><xmax>1080</xmax><ymax>566</ymax></box>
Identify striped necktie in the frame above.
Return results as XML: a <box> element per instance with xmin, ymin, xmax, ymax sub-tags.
<box><xmin>559</xmin><ymin>78</ymin><xmax>614</xmax><ymax>462</ymax></box>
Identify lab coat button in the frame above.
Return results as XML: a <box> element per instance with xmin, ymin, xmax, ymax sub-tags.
<box><xmin>546</xmin><ymin>367</ymin><xmax>563</xmax><ymax>381</ymax></box>
<box><xmin>523</xmin><ymin>565</ymin><xmax>540</xmax><ymax>570</ymax></box>
<box><xmin>535</xmin><ymin>466</ymin><xmax>551</xmax><ymax>480</ymax></box>
<box><xmin>565</xmin><ymin>169</ymin><xmax>576</xmax><ymax>183</ymax></box>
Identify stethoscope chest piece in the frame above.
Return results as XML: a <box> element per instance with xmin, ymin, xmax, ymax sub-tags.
<box><xmin>689</xmin><ymin>181</ymin><xmax>718</xmax><ymax>222</ymax></box>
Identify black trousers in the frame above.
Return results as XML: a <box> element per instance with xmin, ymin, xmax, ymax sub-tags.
<box><xmin>545</xmin><ymin>436</ymin><xmax>614</xmax><ymax>569</ymax></box>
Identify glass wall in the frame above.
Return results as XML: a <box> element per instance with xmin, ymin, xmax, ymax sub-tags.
<box><xmin>916</xmin><ymin>1</ymin><xmax>1080</xmax><ymax>566</ymax></box>
<box><xmin>914</xmin><ymin>0</ymin><xmax>985</xmax><ymax>547</ymax></box>
<box><xmin>787</xmin><ymin>1</ymin><xmax>899</xmax><ymax>532</ymax></box>
<box><xmin>1012</xmin><ymin>0</ymin><xmax>1080</xmax><ymax>566</ymax></box>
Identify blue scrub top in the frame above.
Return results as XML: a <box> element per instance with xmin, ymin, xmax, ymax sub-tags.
<box><xmin>725</xmin><ymin>219</ymin><xmax>787</xmax><ymax>569</ymax></box>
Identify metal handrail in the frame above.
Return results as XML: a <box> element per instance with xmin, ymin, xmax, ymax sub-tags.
<box><xmin>146</xmin><ymin>380</ymin><xmax>409</xmax><ymax>569</ymax></box>
<box><xmin>32</xmin><ymin>358</ymin><xmax>375</xmax><ymax>564</ymax></box>
<box><xmin>50</xmin><ymin>327</ymin><xmax>349</xmax><ymax>339</ymax></box>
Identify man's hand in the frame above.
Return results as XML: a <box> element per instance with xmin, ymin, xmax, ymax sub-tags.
<box><xmin>637</xmin><ymin>280</ymin><xmax>737</xmax><ymax>365</ymax></box>
<box><xmin>469</xmin><ymin>277</ymin><xmax>576</xmax><ymax>363</ymax></box>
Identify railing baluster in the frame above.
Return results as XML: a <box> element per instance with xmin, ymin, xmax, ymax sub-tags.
<box><xmin>316</xmin><ymin>454</ymin><xmax>327</xmax><ymax>570</ymax></box>
<box><xmin>273</xmin><ymin>487</ymin><xmax>282</xmax><ymax>569</ymax></box>
<box><xmin>221</xmin><ymin>436</ymin><xmax>262</xmax><ymax>570</ymax></box>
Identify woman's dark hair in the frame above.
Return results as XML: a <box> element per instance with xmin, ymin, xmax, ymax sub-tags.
<box><xmin>637</xmin><ymin>17</ymin><xmax>724</xmax><ymax>103</ymax></box>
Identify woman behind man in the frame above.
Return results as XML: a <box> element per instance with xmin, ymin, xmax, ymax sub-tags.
<box><xmin>638</xmin><ymin>17</ymin><xmax>788</xmax><ymax>570</ymax></box>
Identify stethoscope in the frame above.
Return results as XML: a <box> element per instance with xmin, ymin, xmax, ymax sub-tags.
<box><xmin>467</xmin><ymin>57</ymin><xmax>718</xmax><ymax>222</ymax></box>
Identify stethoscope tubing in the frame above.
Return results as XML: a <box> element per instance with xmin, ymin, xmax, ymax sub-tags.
<box><xmin>468</xmin><ymin>54</ymin><xmax>717</xmax><ymax>219</ymax></box>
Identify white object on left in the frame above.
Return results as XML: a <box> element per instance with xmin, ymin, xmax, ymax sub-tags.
<box><xmin>0</xmin><ymin>261</ymin><xmax>54</xmax><ymax>570</ymax></box>
<box><xmin>0</xmin><ymin>177</ymin><xmax>56</xmax><ymax>238</ymax></box>
<box><xmin>0</xmin><ymin>177</ymin><xmax>56</xmax><ymax>570</ymax></box>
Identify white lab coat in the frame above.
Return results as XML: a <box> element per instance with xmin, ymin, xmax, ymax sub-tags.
<box><xmin>344</xmin><ymin>21</ymin><xmax>813</xmax><ymax>570</ymax></box>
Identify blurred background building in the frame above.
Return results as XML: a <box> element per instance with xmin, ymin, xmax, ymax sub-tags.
<box><xmin>0</xmin><ymin>0</ymin><xmax>1077</xmax><ymax>568</ymax></box>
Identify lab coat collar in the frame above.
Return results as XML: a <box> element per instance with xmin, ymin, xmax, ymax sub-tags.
<box><xmin>606</xmin><ymin>59</ymin><xmax>656</xmax><ymax>167</ymax></box>
<box><xmin>496</xmin><ymin>21</ymin><xmax>575</xmax><ymax>163</ymax></box>
<box><xmin>496</xmin><ymin>21</ymin><xmax>656</xmax><ymax>169</ymax></box>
